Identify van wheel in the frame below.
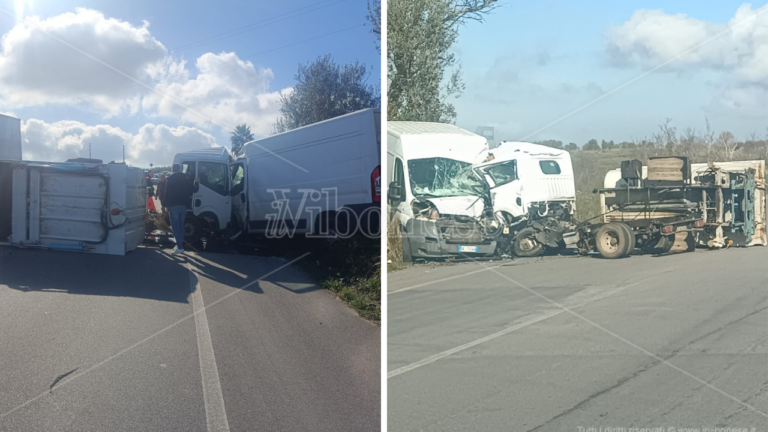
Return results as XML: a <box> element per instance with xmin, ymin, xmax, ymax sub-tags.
<box><xmin>514</xmin><ymin>228</ymin><xmax>545</xmax><ymax>257</ymax></box>
<box><xmin>184</xmin><ymin>215</ymin><xmax>203</xmax><ymax>245</ymax></box>
<box><xmin>595</xmin><ymin>223</ymin><xmax>631</xmax><ymax>259</ymax></box>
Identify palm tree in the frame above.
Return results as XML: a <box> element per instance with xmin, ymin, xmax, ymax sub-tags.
<box><xmin>230</xmin><ymin>124</ymin><xmax>254</xmax><ymax>157</ymax></box>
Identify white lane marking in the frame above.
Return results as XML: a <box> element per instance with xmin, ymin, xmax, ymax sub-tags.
<box><xmin>388</xmin><ymin>266</ymin><xmax>502</xmax><ymax>294</ymax></box>
<box><xmin>388</xmin><ymin>281</ymin><xmax>643</xmax><ymax>379</ymax></box>
<box><xmin>188</xmin><ymin>265</ymin><xmax>231</xmax><ymax>432</ymax></box>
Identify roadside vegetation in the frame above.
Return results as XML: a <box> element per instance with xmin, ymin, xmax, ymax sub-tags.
<box><xmin>387</xmin><ymin>212</ymin><xmax>406</xmax><ymax>271</ymax></box>
<box><xmin>252</xmin><ymin>235</ymin><xmax>380</xmax><ymax>323</ymax></box>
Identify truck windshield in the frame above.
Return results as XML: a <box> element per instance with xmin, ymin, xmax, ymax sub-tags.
<box><xmin>407</xmin><ymin>157</ymin><xmax>485</xmax><ymax>198</ymax></box>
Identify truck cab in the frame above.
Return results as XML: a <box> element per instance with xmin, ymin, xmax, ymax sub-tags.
<box><xmin>473</xmin><ymin>141</ymin><xmax>576</xmax><ymax>256</ymax></box>
<box><xmin>172</xmin><ymin>147</ymin><xmax>235</xmax><ymax>243</ymax></box>
<box><xmin>474</xmin><ymin>141</ymin><xmax>576</xmax><ymax>219</ymax></box>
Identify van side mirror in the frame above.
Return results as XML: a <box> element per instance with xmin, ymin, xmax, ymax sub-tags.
<box><xmin>388</xmin><ymin>182</ymin><xmax>403</xmax><ymax>202</ymax></box>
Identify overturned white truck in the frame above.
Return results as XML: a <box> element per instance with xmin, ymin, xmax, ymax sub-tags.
<box><xmin>576</xmin><ymin>157</ymin><xmax>766</xmax><ymax>258</ymax></box>
<box><xmin>387</xmin><ymin>122</ymin><xmax>576</xmax><ymax>261</ymax></box>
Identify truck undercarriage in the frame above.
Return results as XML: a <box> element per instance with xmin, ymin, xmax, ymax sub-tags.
<box><xmin>576</xmin><ymin>158</ymin><xmax>766</xmax><ymax>259</ymax></box>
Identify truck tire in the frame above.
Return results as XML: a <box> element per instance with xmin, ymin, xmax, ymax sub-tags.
<box><xmin>617</xmin><ymin>223</ymin><xmax>636</xmax><ymax>256</ymax></box>
<box><xmin>514</xmin><ymin>228</ymin><xmax>545</xmax><ymax>257</ymax></box>
<box><xmin>595</xmin><ymin>223</ymin><xmax>631</xmax><ymax>259</ymax></box>
<box><xmin>184</xmin><ymin>215</ymin><xmax>203</xmax><ymax>246</ymax></box>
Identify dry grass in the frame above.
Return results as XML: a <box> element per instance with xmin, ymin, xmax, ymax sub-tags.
<box><xmin>387</xmin><ymin>209</ymin><xmax>403</xmax><ymax>265</ymax></box>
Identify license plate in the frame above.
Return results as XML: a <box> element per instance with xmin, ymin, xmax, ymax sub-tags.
<box><xmin>459</xmin><ymin>245</ymin><xmax>479</xmax><ymax>253</ymax></box>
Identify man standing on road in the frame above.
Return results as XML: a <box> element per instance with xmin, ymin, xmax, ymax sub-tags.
<box><xmin>164</xmin><ymin>164</ymin><xmax>200</xmax><ymax>255</ymax></box>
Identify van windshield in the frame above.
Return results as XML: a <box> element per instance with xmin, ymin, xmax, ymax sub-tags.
<box><xmin>407</xmin><ymin>157</ymin><xmax>485</xmax><ymax>198</ymax></box>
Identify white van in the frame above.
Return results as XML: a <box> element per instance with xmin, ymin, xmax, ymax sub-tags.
<box><xmin>387</xmin><ymin>122</ymin><xmax>499</xmax><ymax>261</ymax></box>
<box><xmin>174</xmin><ymin>108</ymin><xmax>381</xmax><ymax>243</ymax></box>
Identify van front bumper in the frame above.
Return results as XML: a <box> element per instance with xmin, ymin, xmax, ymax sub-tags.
<box><xmin>404</xmin><ymin>218</ymin><xmax>497</xmax><ymax>259</ymax></box>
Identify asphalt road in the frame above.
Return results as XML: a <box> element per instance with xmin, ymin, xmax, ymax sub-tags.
<box><xmin>388</xmin><ymin>247</ymin><xmax>768</xmax><ymax>431</ymax></box>
<box><xmin>0</xmin><ymin>246</ymin><xmax>380</xmax><ymax>432</ymax></box>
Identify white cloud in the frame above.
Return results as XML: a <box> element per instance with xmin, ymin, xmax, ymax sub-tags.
<box><xmin>129</xmin><ymin>123</ymin><xmax>219</xmax><ymax>166</ymax></box>
<box><xmin>606</xmin><ymin>4</ymin><xmax>768</xmax><ymax>115</ymax></box>
<box><xmin>21</xmin><ymin>119</ymin><xmax>218</xmax><ymax>167</ymax></box>
<box><xmin>0</xmin><ymin>9</ymin><xmax>288</xmax><ymax>137</ymax></box>
<box><xmin>0</xmin><ymin>8</ymin><xmax>167</xmax><ymax>116</ymax></box>
<box><xmin>144</xmin><ymin>51</ymin><xmax>289</xmax><ymax>136</ymax></box>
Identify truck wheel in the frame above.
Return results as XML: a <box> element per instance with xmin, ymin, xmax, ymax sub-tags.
<box><xmin>184</xmin><ymin>215</ymin><xmax>203</xmax><ymax>246</ymax></box>
<box><xmin>595</xmin><ymin>223</ymin><xmax>631</xmax><ymax>259</ymax></box>
<box><xmin>514</xmin><ymin>228</ymin><xmax>545</xmax><ymax>257</ymax></box>
<box><xmin>617</xmin><ymin>223</ymin><xmax>636</xmax><ymax>256</ymax></box>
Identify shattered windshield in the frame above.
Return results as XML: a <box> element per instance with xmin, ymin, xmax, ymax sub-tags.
<box><xmin>407</xmin><ymin>157</ymin><xmax>486</xmax><ymax>197</ymax></box>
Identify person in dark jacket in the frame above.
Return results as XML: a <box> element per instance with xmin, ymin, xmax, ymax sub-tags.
<box><xmin>165</xmin><ymin>164</ymin><xmax>199</xmax><ymax>254</ymax></box>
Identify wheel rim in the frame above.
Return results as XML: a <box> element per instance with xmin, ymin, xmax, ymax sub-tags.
<box><xmin>599</xmin><ymin>230</ymin><xmax>620</xmax><ymax>253</ymax></box>
<box><xmin>519</xmin><ymin>236</ymin><xmax>537</xmax><ymax>251</ymax></box>
<box><xmin>185</xmin><ymin>223</ymin><xmax>195</xmax><ymax>236</ymax></box>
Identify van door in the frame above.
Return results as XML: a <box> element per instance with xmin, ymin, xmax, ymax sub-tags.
<box><xmin>194</xmin><ymin>161</ymin><xmax>231</xmax><ymax>230</ymax></box>
<box><xmin>230</xmin><ymin>161</ymin><xmax>247</xmax><ymax>231</ymax></box>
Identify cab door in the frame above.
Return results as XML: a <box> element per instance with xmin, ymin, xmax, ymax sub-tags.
<box><xmin>230</xmin><ymin>160</ymin><xmax>248</xmax><ymax>231</ymax></box>
<box><xmin>194</xmin><ymin>161</ymin><xmax>231</xmax><ymax>230</ymax></box>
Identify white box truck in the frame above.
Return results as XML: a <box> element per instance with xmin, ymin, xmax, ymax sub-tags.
<box><xmin>173</xmin><ymin>108</ymin><xmax>381</xmax><ymax>243</ymax></box>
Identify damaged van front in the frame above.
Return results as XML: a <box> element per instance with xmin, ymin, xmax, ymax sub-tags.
<box><xmin>387</xmin><ymin>122</ymin><xmax>501</xmax><ymax>261</ymax></box>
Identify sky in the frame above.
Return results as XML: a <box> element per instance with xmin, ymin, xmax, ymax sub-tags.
<box><xmin>452</xmin><ymin>1</ymin><xmax>768</xmax><ymax>147</ymax></box>
<box><xmin>0</xmin><ymin>0</ymin><xmax>379</xmax><ymax>166</ymax></box>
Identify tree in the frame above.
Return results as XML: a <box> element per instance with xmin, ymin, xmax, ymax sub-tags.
<box><xmin>367</xmin><ymin>0</ymin><xmax>381</xmax><ymax>52</ymax></box>
<box><xmin>583</xmin><ymin>139</ymin><xmax>600</xmax><ymax>151</ymax></box>
<box><xmin>387</xmin><ymin>0</ymin><xmax>498</xmax><ymax>123</ymax></box>
<box><xmin>601</xmin><ymin>140</ymin><xmax>615</xmax><ymax>151</ymax></box>
<box><xmin>565</xmin><ymin>142</ymin><xmax>579</xmax><ymax>151</ymax></box>
<box><xmin>718</xmin><ymin>131</ymin><xmax>737</xmax><ymax>161</ymax></box>
<box><xmin>230</xmin><ymin>124</ymin><xmax>253</xmax><ymax>157</ymax></box>
<box><xmin>273</xmin><ymin>55</ymin><xmax>380</xmax><ymax>133</ymax></box>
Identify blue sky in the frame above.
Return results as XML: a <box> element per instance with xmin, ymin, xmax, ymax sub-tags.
<box><xmin>452</xmin><ymin>1</ymin><xmax>768</xmax><ymax>146</ymax></box>
<box><xmin>0</xmin><ymin>0</ymin><xmax>379</xmax><ymax>166</ymax></box>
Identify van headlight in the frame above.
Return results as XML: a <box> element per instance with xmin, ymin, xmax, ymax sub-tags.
<box><xmin>412</xmin><ymin>200</ymin><xmax>440</xmax><ymax>220</ymax></box>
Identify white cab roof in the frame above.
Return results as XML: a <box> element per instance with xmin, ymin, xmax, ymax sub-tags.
<box><xmin>173</xmin><ymin>147</ymin><xmax>231</xmax><ymax>164</ymax></box>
